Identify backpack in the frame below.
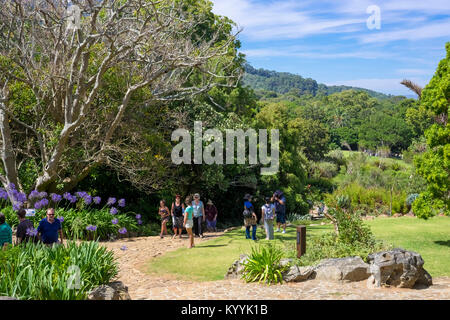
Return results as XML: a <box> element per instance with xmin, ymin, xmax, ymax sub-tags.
<box><xmin>263</xmin><ymin>204</ymin><xmax>275</xmax><ymax>220</ymax></box>
<box><xmin>243</xmin><ymin>204</ymin><xmax>254</xmax><ymax>219</ymax></box>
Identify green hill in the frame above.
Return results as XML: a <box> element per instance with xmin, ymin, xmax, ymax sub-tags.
<box><xmin>243</xmin><ymin>64</ymin><xmax>393</xmax><ymax>100</ymax></box>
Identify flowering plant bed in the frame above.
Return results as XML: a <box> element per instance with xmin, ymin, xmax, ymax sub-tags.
<box><xmin>1</xmin><ymin>183</ymin><xmax>142</xmax><ymax>240</ymax></box>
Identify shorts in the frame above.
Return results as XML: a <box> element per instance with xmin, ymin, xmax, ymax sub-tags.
<box><xmin>276</xmin><ymin>212</ymin><xmax>286</xmax><ymax>224</ymax></box>
<box><xmin>244</xmin><ymin>217</ymin><xmax>257</xmax><ymax>227</ymax></box>
<box><xmin>185</xmin><ymin>219</ymin><xmax>193</xmax><ymax>229</ymax></box>
<box><xmin>173</xmin><ymin>216</ymin><xmax>184</xmax><ymax>229</ymax></box>
<box><xmin>161</xmin><ymin>216</ymin><xmax>170</xmax><ymax>223</ymax></box>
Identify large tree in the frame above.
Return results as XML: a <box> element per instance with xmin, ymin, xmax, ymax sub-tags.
<box><xmin>412</xmin><ymin>42</ymin><xmax>450</xmax><ymax>218</ymax></box>
<box><xmin>0</xmin><ymin>0</ymin><xmax>240</xmax><ymax>195</ymax></box>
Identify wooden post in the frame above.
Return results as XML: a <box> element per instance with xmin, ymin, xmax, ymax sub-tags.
<box><xmin>297</xmin><ymin>225</ymin><xmax>306</xmax><ymax>258</ymax></box>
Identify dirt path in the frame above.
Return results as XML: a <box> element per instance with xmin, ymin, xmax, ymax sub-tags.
<box><xmin>101</xmin><ymin>233</ymin><xmax>450</xmax><ymax>300</ymax></box>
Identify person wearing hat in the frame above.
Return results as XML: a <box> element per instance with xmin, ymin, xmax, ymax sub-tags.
<box><xmin>243</xmin><ymin>194</ymin><xmax>257</xmax><ymax>240</ymax></box>
<box><xmin>205</xmin><ymin>200</ymin><xmax>218</xmax><ymax>232</ymax></box>
<box><xmin>171</xmin><ymin>194</ymin><xmax>185</xmax><ymax>239</ymax></box>
<box><xmin>192</xmin><ymin>193</ymin><xmax>205</xmax><ymax>238</ymax></box>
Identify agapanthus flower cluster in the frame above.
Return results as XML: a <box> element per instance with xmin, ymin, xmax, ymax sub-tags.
<box><xmin>57</xmin><ymin>216</ymin><xmax>64</xmax><ymax>222</ymax></box>
<box><xmin>110</xmin><ymin>207</ymin><xmax>118</xmax><ymax>215</ymax></box>
<box><xmin>28</xmin><ymin>190</ymin><xmax>40</xmax><ymax>200</ymax></box>
<box><xmin>107</xmin><ymin>197</ymin><xmax>116</xmax><ymax>206</ymax></box>
<box><xmin>118</xmin><ymin>227</ymin><xmax>127</xmax><ymax>234</ymax></box>
<box><xmin>26</xmin><ymin>227</ymin><xmax>38</xmax><ymax>237</ymax></box>
<box><xmin>86</xmin><ymin>225</ymin><xmax>97</xmax><ymax>232</ymax></box>
<box><xmin>0</xmin><ymin>188</ymin><xmax>8</xmax><ymax>200</ymax></box>
<box><xmin>84</xmin><ymin>195</ymin><xmax>92</xmax><ymax>205</ymax></box>
<box><xmin>93</xmin><ymin>196</ymin><xmax>101</xmax><ymax>205</ymax></box>
<box><xmin>111</xmin><ymin>218</ymin><xmax>119</xmax><ymax>225</ymax></box>
<box><xmin>12</xmin><ymin>202</ymin><xmax>23</xmax><ymax>211</ymax></box>
<box><xmin>118</xmin><ymin>198</ymin><xmax>126</xmax><ymax>207</ymax></box>
<box><xmin>135</xmin><ymin>214</ymin><xmax>142</xmax><ymax>225</ymax></box>
<box><xmin>34</xmin><ymin>198</ymin><xmax>49</xmax><ymax>210</ymax></box>
<box><xmin>51</xmin><ymin>193</ymin><xmax>62</xmax><ymax>203</ymax></box>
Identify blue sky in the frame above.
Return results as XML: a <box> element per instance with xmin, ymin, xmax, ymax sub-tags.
<box><xmin>211</xmin><ymin>0</ymin><xmax>450</xmax><ymax>96</ymax></box>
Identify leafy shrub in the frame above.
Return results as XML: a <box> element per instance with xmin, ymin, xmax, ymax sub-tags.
<box><xmin>330</xmin><ymin>208</ymin><xmax>376</xmax><ymax>246</ymax></box>
<box><xmin>310</xmin><ymin>161</ymin><xmax>339</xmax><ymax>179</ymax></box>
<box><xmin>293</xmin><ymin>232</ymin><xmax>389</xmax><ymax>266</ymax></box>
<box><xmin>242</xmin><ymin>244</ymin><xmax>289</xmax><ymax>285</ymax></box>
<box><xmin>0</xmin><ymin>241</ymin><xmax>118</xmax><ymax>300</ymax></box>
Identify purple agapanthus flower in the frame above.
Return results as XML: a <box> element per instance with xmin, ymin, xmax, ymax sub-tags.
<box><xmin>137</xmin><ymin>219</ymin><xmax>142</xmax><ymax>225</ymax></box>
<box><xmin>0</xmin><ymin>189</ymin><xmax>8</xmax><ymax>200</ymax></box>
<box><xmin>86</xmin><ymin>225</ymin><xmax>97</xmax><ymax>232</ymax></box>
<box><xmin>51</xmin><ymin>193</ymin><xmax>62</xmax><ymax>203</ymax></box>
<box><xmin>69</xmin><ymin>195</ymin><xmax>77</xmax><ymax>203</ymax></box>
<box><xmin>7</xmin><ymin>183</ymin><xmax>16</xmax><ymax>191</ymax></box>
<box><xmin>76</xmin><ymin>191</ymin><xmax>88</xmax><ymax>198</ymax></box>
<box><xmin>29</xmin><ymin>190</ymin><xmax>40</xmax><ymax>200</ymax></box>
<box><xmin>12</xmin><ymin>202</ymin><xmax>23</xmax><ymax>211</ymax></box>
<box><xmin>26</xmin><ymin>227</ymin><xmax>38</xmax><ymax>237</ymax></box>
<box><xmin>63</xmin><ymin>192</ymin><xmax>72</xmax><ymax>200</ymax></box>
<box><xmin>14</xmin><ymin>191</ymin><xmax>27</xmax><ymax>203</ymax></box>
<box><xmin>135</xmin><ymin>214</ymin><xmax>141</xmax><ymax>219</ymax></box>
<box><xmin>118</xmin><ymin>198</ymin><xmax>126</xmax><ymax>207</ymax></box>
<box><xmin>40</xmin><ymin>198</ymin><xmax>49</xmax><ymax>207</ymax></box>
<box><xmin>106</xmin><ymin>197</ymin><xmax>116</xmax><ymax>206</ymax></box>
<box><xmin>118</xmin><ymin>227</ymin><xmax>127</xmax><ymax>234</ymax></box>
<box><xmin>110</xmin><ymin>207</ymin><xmax>118</xmax><ymax>215</ymax></box>
<box><xmin>93</xmin><ymin>196</ymin><xmax>101</xmax><ymax>205</ymax></box>
<box><xmin>57</xmin><ymin>216</ymin><xmax>64</xmax><ymax>223</ymax></box>
<box><xmin>120</xmin><ymin>246</ymin><xmax>127</xmax><ymax>251</ymax></box>
<box><xmin>112</xmin><ymin>218</ymin><xmax>119</xmax><ymax>225</ymax></box>
<box><xmin>34</xmin><ymin>201</ymin><xmax>43</xmax><ymax>210</ymax></box>
<box><xmin>84</xmin><ymin>195</ymin><xmax>92</xmax><ymax>205</ymax></box>
<box><xmin>38</xmin><ymin>191</ymin><xmax>47</xmax><ymax>199</ymax></box>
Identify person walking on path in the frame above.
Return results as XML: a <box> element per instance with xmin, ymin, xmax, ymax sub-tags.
<box><xmin>243</xmin><ymin>194</ymin><xmax>257</xmax><ymax>241</ymax></box>
<box><xmin>158</xmin><ymin>200</ymin><xmax>170</xmax><ymax>239</ymax></box>
<box><xmin>171</xmin><ymin>194</ymin><xmax>185</xmax><ymax>239</ymax></box>
<box><xmin>261</xmin><ymin>197</ymin><xmax>276</xmax><ymax>240</ymax></box>
<box><xmin>0</xmin><ymin>213</ymin><xmax>12</xmax><ymax>250</ymax></box>
<box><xmin>16</xmin><ymin>208</ymin><xmax>38</xmax><ymax>244</ymax></box>
<box><xmin>272</xmin><ymin>190</ymin><xmax>287</xmax><ymax>234</ymax></box>
<box><xmin>192</xmin><ymin>194</ymin><xmax>205</xmax><ymax>238</ymax></box>
<box><xmin>183</xmin><ymin>196</ymin><xmax>195</xmax><ymax>248</ymax></box>
<box><xmin>205</xmin><ymin>200</ymin><xmax>218</xmax><ymax>232</ymax></box>
<box><xmin>37</xmin><ymin>208</ymin><xmax>64</xmax><ymax>246</ymax></box>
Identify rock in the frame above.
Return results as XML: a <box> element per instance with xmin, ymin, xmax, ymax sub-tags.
<box><xmin>279</xmin><ymin>258</ymin><xmax>294</xmax><ymax>268</ymax></box>
<box><xmin>0</xmin><ymin>296</ymin><xmax>17</xmax><ymax>300</ymax></box>
<box><xmin>405</xmin><ymin>212</ymin><xmax>415</xmax><ymax>217</ymax></box>
<box><xmin>367</xmin><ymin>248</ymin><xmax>432</xmax><ymax>288</ymax></box>
<box><xmin>313</xmin><ymin>256</ymin><xmax>370</xmax><ymax>282</ymax></box>
<box><xmin>225</xmin><ymin>254</ymin><xmax>249</xmax><ymax>279</ymax></box>
<box><xmin>283</xmin><ymin>266</ymin><xmax>315</xmax><ymax>282</ymax></box>
<box><xmin>88</xmin><ymin>281</ymin><xmax>131</xmax><ymax>300</ymax></box>
<box><xmin>393</xmin><ymin>213</ymin><xmax>402</xmax><ymax>218</ymax></box>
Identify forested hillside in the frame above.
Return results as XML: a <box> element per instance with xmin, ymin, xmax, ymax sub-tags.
<box><xmin>243</xmin><ymin>64</ymin><xmax>393</xmax><ymax>100</ymax></box>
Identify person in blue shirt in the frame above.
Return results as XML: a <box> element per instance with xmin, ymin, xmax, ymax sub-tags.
<box><xmin>37</xmin><ymin>208</ymin><xmax>64</xmax><ymax>245</ymax></box>
<box><xmin>243</xmin><ymin>194</ymin><xmax>257</xmax><ymax>240</ymax></box>
<box><xmin>0</xmin><ymin>213</ymin><xmax>12</xmax><ymax>250</ymax></box>
<box><xmin>272</xmin><ymin>190</ymin><xmax>287</xmax><ymax>234</ymax></box>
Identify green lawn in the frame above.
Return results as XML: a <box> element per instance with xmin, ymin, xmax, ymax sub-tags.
<box><xmin>146</xmin><ymin>217</ymin><xmax>450</xmax><ymax>281</ymax></box>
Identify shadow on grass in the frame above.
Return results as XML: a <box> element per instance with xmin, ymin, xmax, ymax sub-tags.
<box><xmin>197</xmin><ymin>244</ymin><xmax>228</xmax><ymax>248</ymax></box>
<box><xmin>434</xmin><ymin>240</ymin><xmax>450</xmax><ymax>247</ymax></box>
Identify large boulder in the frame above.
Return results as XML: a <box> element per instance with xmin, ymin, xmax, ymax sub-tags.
<box><xmin>88</xmin><ymin>281</ymin><xmax>131</xmax><ymax>300</ymax></box>
<box><xmin>283</xmin><ymin>266</ymin><xmax>315</xmax><ymax>282</ymax></box>
<box><xmin>225</xmin><ymin>254</ymin><xmax>249</xmax><ymax>279</ymax></box>
<box><xmin>367</xmin><ymin>248</ymin><xmax>432</xmax><ymax>288</ymax></box>
<box><xmin>313</xmin><ymin>256</ymin><xmax>370</xmax><ymax>282</ymax></box>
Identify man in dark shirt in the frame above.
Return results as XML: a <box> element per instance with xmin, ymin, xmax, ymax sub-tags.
<box><xmin>16</xmin><ymin>208</ymin><xmax>38</xmax><ymax>244</ymax></box>
<box><xmin>37</xmin><ymin>208</ymin><xmax>64</xmax><ymax>245</ymax></box>
<box><xmin>272</xmin><ymin>190</ymin><xmax>287</xmax><ymax>234</ymax></box>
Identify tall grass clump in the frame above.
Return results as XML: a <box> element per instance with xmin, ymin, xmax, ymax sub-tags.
<box><xmin>0</xmin><ymin>241</ymin><xmax>118</xmax><ymax>300</ymax></box>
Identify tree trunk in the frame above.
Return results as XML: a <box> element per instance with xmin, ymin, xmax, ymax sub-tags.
<box><xmin>0</xmin><ymin>106</ymin><xmax>19</xmax><ymax>190</ymax></box>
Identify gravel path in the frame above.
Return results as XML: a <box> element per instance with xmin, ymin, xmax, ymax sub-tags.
<box><xmin>101</xmin><ymin>233</ymin><xmax>450</xmax><ymax>300</ymax></box>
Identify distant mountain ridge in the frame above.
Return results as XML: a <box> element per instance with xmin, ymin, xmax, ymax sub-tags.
<box><xmin>243</xmin><ymin>64</ymin><xmax>394</xmax><ymax>100</ymax></box>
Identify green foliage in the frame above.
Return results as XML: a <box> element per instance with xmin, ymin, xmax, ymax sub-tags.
<box><xmin>413</xmin><ymin>42</ymin><xmax>450</xmax><ymax>218</ymax></box>
<box><xmin>296</xmin><ymin>232</ymin><xmax>388</xmax><ymax>266</ymax></box>
<box><xmin>331</xmin><ymin>208</ymin><xmax>376</xmax><ymax>246</ymax></box>
<box><xmin>242</xmin><ymin>244</ymin><xmax>289</xmax><ymax>285</ymax></box>
<box><xmin>0</xmin><ymin>241</ymin><xmax>117</xmax><ymax>300</ymax></box>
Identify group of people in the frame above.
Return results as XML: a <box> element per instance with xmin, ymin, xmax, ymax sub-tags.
<box><xmin>0</xmin><ymin>208</ymin><xmax>64</xmax><ymax>250</ymax></box>
<box><xmin>243</xmin><ymin>190</ymin><xmax>287</xmax><ymax>241</ymax></box>
<box><xmin>157</xmin><ymin>193</ymin><xmax>218</xmax><ymax>249</ymax></box>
